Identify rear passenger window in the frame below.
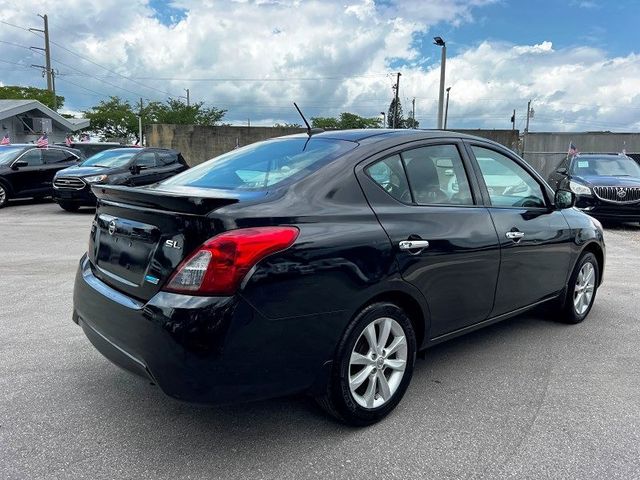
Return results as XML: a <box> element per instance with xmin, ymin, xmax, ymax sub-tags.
<box><xmin>44</xmin><ymin>149</ymin><xmax>76</xmax><ymax>163</ymax></box>
<box><xmin>365</xmin><ymin>155</ymin><xmax>411</xmax><ymax>202</ymax></box>
<box><xmin>402</xmin><ymin>145</ymin><xmax>473</xmax><ymax>205</ymax></box>
<box><xmin>158</xmin><ymin>152</ymin><xmax>178</xmax><ymax>165</ymax></box>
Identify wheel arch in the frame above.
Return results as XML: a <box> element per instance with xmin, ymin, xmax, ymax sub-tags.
<box><xmin>355</xmin><ymin>290</ymin><xmax>428</xmax><ymax>350</ymax></box>
<box><xmin>581</xmin><ymin>241</ymin><xmax>604</xmax><ymax>285</ymax></box>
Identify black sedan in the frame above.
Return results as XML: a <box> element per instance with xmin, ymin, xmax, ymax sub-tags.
<box><xmin>548</xmin><ymin>153</ymin><xmax>640</xmax><ymax>222</ymax></box>
<box><xmin>73</xmin><ymin>130</ymin><xmax>605</xmax><ymax>425</ymax></box>
<box><xmin>0</xmin><ymin>144</ymin><xmax>84</xmax><ymax>208</ymax></box>
<box><xmin>53</xmin><ymin>147</ymin><xmax>188</xmax><ymax>211</ymax></box>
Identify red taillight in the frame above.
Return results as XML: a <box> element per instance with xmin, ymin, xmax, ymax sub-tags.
<box><xmin>163</xmin><ymin>226</ymin><xmax>299</xmax><ymax>295</ymax></box>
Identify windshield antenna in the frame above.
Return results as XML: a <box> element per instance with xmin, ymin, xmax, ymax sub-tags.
<box><xmin>294</xmin><ymin>102</ymin><xmax>324</xmax><ymax>137</ymax></box>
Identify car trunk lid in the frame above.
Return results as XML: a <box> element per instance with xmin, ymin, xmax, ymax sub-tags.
<box><xmin>88</xmin><ymin>184</ymin><xmax>264</xmax><ymax>301</ymax></box>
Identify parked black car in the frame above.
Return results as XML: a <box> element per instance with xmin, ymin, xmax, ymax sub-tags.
<box><xmin>73</xmin><ymin>130</ymin><xmax>605</xmax><ymax>425</ymax></box>
<box><xmin>53</xmin><ymin>147</ymin><xmax>189</xmax><ymax>211</ymax></box>
<box><xmin>548</xmin><ymin>153</ymin><xmax>640</xmax><ymax>222</ymax></box>
<box><xmin>0</xmin><ymin>144</ymin><xmax>84</xmax><ymax>208</ymax></box>
<box><xmin>54</xmin><ymin>142</ymin><xmax>129</xmax><ymax>158</ymax></box>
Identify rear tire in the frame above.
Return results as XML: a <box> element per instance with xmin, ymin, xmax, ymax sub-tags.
<box><xmin>557</xmin><ymin>252</ymin><xmax>599</xmax><ymax>324</ymax></box>
<box><xmin>59</xmin><ymin>202</ymin><xmax>80</xmax><ymax>212</ymax></box>
<box><xmin>317</xmin><ymin>302</ymin><xmax>416</xmax><ymax>426</ymax></box>
<box><xmin>0</xmin><ymin>183</ymin><xmax>8</xmax><ymax>208</ymax></box>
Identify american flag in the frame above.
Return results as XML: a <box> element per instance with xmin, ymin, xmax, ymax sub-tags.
<box><xmin>568</xmin><ymin>141</ymin><xmax>578</xmax><ymax>156</ymax></box>
<box><xmin>0</xmin><ymin>134</ymin><xmax>9</xmax><ymax>145</ymax></box>
<box><xmin>37</xmin><ymin>133</ymin><xmax>49</xmax><ymax>148</ymax></box>
<box><xmin>65</xmin><ymin>135</ymin><xmax>73</xmax><ymax>147</ymax></box>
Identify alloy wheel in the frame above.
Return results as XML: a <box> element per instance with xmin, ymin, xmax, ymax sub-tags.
<box><xmin>573</xmin><ymin>262</ymin><xmax>596</xmax><ymax>315</ymax></box>
<box><xmin>348</xmin><ymin>317</ymin><xmax>408</xmax><ymax>409</ymax></box>
<box><xmin>0</xmin><ymin>185</ymin><xmax>6</xmax><ymax>206</ymax></box>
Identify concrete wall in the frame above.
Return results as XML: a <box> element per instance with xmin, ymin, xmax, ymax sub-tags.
<box><xmin>452</xmin><ymin>129</ymin><xmax>521</xmax><ymax>153</ymax></box>
<box><xmin>145</xmin><ymin>124</ymin><xmax>306</xmax><ymax>166</ymax></box>
<box><xmin>523</xmin><ymin>132</ymin><xmax>640</xmax><ymax>179</ymax></box>
<box><xmin>146</xmin><ymin>125</ymin><xmax>522</xmax><ymax>167</ymax></box>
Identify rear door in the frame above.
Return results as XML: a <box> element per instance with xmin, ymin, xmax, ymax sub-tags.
<box><xmin>42</xmin><ymin>148</ymin><xmax>80</xmax><ymax>189</ymax></box>
<box><xmin>465</xmin><ymin>143</ymin><xmax>572</xmax><ymax>316</ymax></box>
<box><xmin>156</xmin><ymin>151</ymin><xmax>187</xmax><ymax>180</ymax></box>
<box><xmin>357</xmin><ymin>140</ymin><xmax>501</xmax><ymax>338</ymax></box>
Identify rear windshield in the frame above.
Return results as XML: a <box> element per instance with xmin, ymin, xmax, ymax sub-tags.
<box><xmin>572</xmin><ymin>156</ymin><xmax>640</xmax><ymax>177</ymax></box>
<box><xmin>81</xmin><ymin>149</ymin><xmax>139</xmax><ymax>168</ymax></box>
<box><xmin>161</xmin><ymin>137</ymin><xmax>356</xmax><ymax>190</ymax></box>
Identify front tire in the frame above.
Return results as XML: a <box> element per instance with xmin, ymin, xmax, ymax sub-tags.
<box><xmin>558</xmin><ymin>252</ymin><xmax>599</xmax><ymax>324</ymax></box>
<box><xmin>317</xmin><ymin>302</ymin><xmax>416</xmax><ymax>426</ymax></box>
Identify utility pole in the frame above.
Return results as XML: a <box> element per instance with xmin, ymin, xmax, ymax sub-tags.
<box><xmin>411</xmin><ymin>98</ymin><xmax>416</xmax><ymax>128</ymax></box>
<box><xmin>393</xmin><ymin>72</ymin><xmax>401</xmax><ymax>129</ymax></box>
<box><xmin>138</xmin><ymin>98</ymin><xmax>143</xmax><ymax>146</ymax></box>
<box><xmin>185</xmin><ymin>88</ymin><xmax>190</xmax><ymax>106</ymax></box>
<box><xmin>30</xmin><ymin>14</ymin><xmax>55</xmax><ymax>109</ymax></box>
<box><xmin>523</xmin><ymin>100</ymin><xmax>532</xmax><ymax>158</ymax></box>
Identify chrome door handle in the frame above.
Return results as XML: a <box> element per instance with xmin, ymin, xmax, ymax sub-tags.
<box><xmin>399</xmin><ymin>240</ymin><xmax>430</xmax><ymax>250</ymax></box>
<box><xmin>505</xmin><ymin>231</ymin><xmax>525</xmax><ymax>241</ymax></box>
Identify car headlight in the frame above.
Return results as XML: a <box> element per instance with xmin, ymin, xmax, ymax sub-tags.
<box><xmin>569</xmin><ymin>180</ymin><xmax>592</xmax><ymax>196</ymax></box>
<box><xmin>84</xmin><ymin>174</ymin><xmax>108</xmax><ymax>184</ymax></box>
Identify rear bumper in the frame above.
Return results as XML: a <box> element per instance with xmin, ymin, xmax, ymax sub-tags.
<box><xmin>73</xmin><ymin>255</ymin><xmax>336</xmax><ymax>404</ymax></box>
<box><xmin>53</xmin><ymin>187</ymin><xmax>96</xmax><ymax>206</ymax></box>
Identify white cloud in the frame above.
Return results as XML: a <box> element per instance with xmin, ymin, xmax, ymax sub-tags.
<box><xmin>1</xmin><ymin>0</ymin><xmax>639</xmax><ymax>131</ymax></box>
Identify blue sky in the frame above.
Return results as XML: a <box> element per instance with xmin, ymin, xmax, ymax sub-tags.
<box><xmin>2</xmin><ymin>0</ymin><xmax>640</xmax><ymax>131</ymax></box>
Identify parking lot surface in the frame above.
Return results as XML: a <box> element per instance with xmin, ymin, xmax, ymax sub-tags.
<box><xmin>1</xmin><ymin>200</ymin><xmax>639</xmax><ymax>479</ymax></box>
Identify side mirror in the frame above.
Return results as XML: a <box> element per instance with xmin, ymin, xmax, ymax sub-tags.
<box><xmin>555</xmin><ymin>189</ymin><xmax>575</xmax><ymax>209</ymax></box>
<box><xmin>556</xmin><ymin>167</ymin><xmax>567</xmax><ymax>174</ymax></box>
<box><xmin>12</xmin><ymin>160</ymin><xmax>28</xmax><ymax>169</ymax></box>
<box><xmin>130</xmin><ymin>164</ymin><xmax>147</xmax><ymax>174</ymax></box>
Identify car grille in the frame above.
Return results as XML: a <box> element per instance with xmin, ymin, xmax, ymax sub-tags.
<box><xmin>54</xmin><ymin>177</ymin><xmax>86</xmax><ymax>190</ymax></box>
<box><xmin>593</xmin><ymin>186</ymin><xmax>640</xmax><ymax>203</ymax></box>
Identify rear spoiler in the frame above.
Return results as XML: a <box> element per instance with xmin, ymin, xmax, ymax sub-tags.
<box><xmin>92</xmin><ymin>185</ymin><xmax>240</xmax><ymax>215</ymax></box>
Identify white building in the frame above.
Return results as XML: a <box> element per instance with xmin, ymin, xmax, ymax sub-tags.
<box><xmin>0</xmin><ymin>99</ymin><xmax>89</xmax><ymax>143</ymax></box>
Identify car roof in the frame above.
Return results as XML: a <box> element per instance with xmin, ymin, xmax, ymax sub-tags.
<box><xmin>575</xmin><ymin>153</ymin><xmax>628</xmax><ymax>158</ymax></box>
<box><xmin>283</xmin><ymin>128</ymin><xmax>497</xmax><ymax>143</ymax></box>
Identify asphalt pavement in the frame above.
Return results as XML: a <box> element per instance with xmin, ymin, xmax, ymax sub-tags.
<box><xmin>1</xmin><ymin>199</ymin><xmax>639</xmax><ymax>479</ymax></box>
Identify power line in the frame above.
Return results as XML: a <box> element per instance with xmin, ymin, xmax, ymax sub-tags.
<box><xmin>0</xmin><ymin>18</ymin><xmax>178</xmax><ymax>99</ymax></box>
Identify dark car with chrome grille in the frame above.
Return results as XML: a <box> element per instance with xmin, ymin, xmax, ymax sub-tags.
<box><xmin>548</xmin><ymin>153</ymin><xmax>640</xmax><ymax>223</ymax></box>
<box><xmin>53</xmin><ymin>147</ymin><xmax>188</xmax><ymax>211</ymax></box>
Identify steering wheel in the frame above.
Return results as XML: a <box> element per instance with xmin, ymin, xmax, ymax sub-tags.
<box><xmin>513</xmin><ymin>196</ymin><xmax>543</xmax><ymax>208</ymax></box>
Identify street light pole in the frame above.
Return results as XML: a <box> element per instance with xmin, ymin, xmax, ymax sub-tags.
<box><xmin>434</xmin><ymin>36</ymin><xmax>446</xmax><ymax>130</ymax></box>
<box><xmin>380</xmin><ymin>111</ymin><xmax>386</xmax><ymax>128</ymax></box>
<box><xmin>444</xmin><ymin>87</ymin><xmax>451</xmax><ymax>130</ymax></box>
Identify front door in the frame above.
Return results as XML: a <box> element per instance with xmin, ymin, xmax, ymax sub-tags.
<box><xmin>358</xmin><ymin>141</ymin><xmax>501</xmax><ymax>338</ymax></box>
<box><xmin>10</xmin><ymin>148</ymin><xmax>46</xmax><ymax>195</ymax></box>
<box><xmin>466</xmin><ymin>144</ymin><xmax>572</xmax><ymax>316</ymax></box>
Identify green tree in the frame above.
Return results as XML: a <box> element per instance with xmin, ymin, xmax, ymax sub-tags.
<box><xmin>404</xmin><ymin>116</ymin><xmax>420</xmax><ymax>129</ymax></box>
<box><xmin>0</xmin><ymin>85</ymin><xmax>64</xmax><ymax>110</ymax></box>
<box><xmin>387</xmin><ymin>98</ymin><xmax>404</xmax><ymax>128</ymax></box>
<box><xmin>274</xmin><ymin>122</ymin><xmax>302</xmax><ymax>128</ymax></box>
<box><xmin>84</xmin><ymin>96</ymin><xmax>139</xmax><ymax>141</ymax></box>
<box><xmin>311</xmin><ymin>112</ymin><xmax>380</xmax><ymax>130</ymax></box>
<box><xmin>311</xmin><ymin>116</ymin><xmax>340</xmax><ymax>129</ymax></box>
<box><xmin>145</xmin><ymin>99</ymin><xmax>226</xmax><ymax>126</ymax></box>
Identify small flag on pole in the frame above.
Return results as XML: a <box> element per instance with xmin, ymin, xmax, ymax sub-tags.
<box><xmin>65</xmin><ymin>135</ymin><xmax>73</xmax><ymax>147</ymax></box>
<box><xmin>0</xmin><ymin>133</ymin><xmax>10</xmax><ymax>145</ymax></box>
<box><xmin>622</xmin><ymin>141</ymin><xmax>627</xmax><ymax>155</ymax></box>
<box><xmin>36</xmin><ymin>133</ymin><xmax>49</xmax><ymax>148</ymax></box>
<box><xmin>568</xmin><ymin>141</ymin><xmax>578</xmax><ymax>157</ymax></box>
